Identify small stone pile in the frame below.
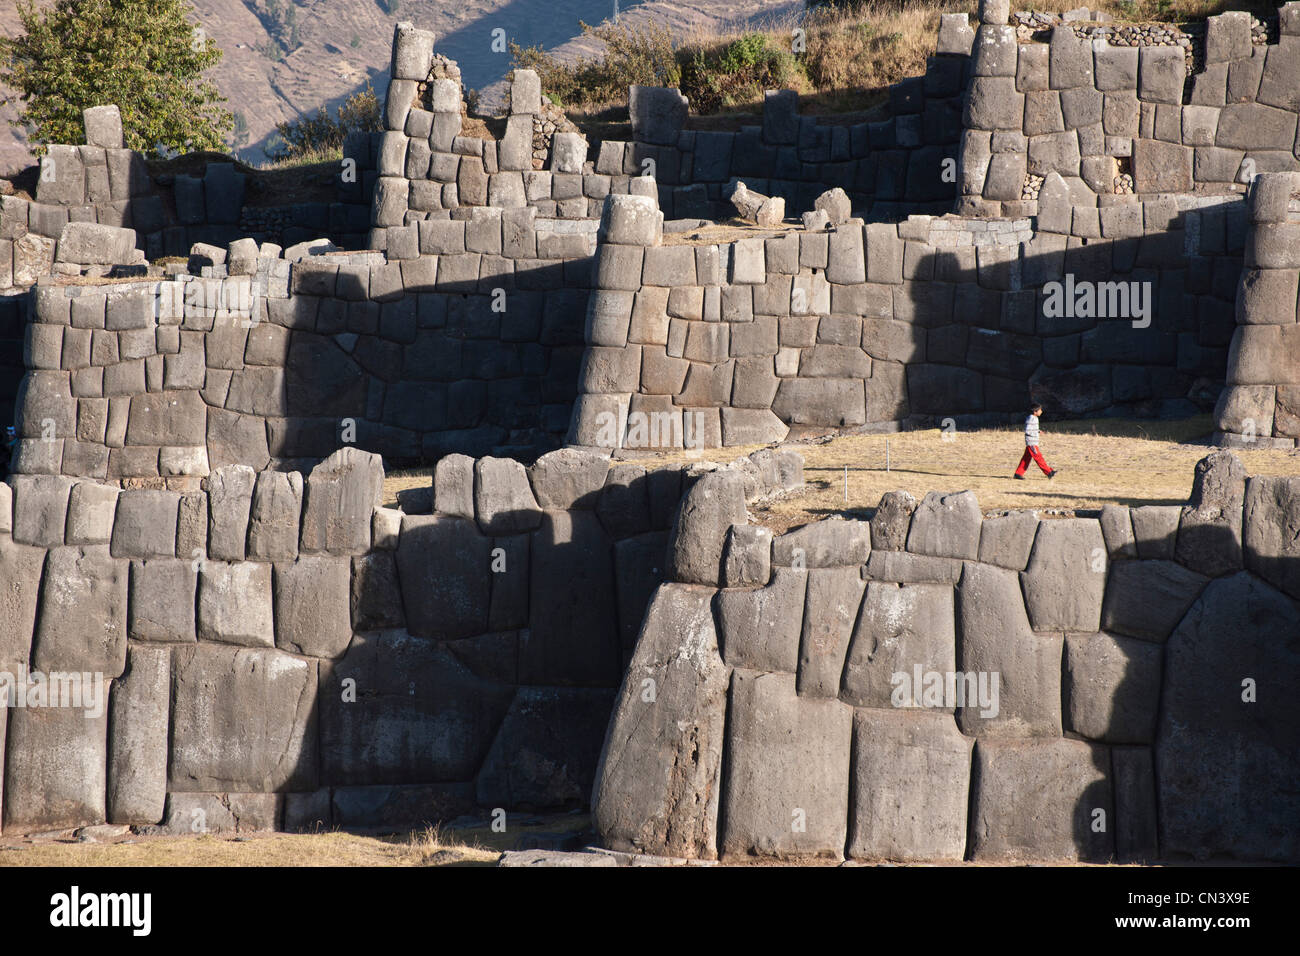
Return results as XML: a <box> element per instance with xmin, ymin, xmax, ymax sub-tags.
<box><xmin>532</xmin><ymin>98</ymin><xmax>580</xmax><ymax>171</ymax></box>
<box><xmin>1113</xmin><ymin>171</ymin><xmax>1135</xmax><ymax>195</ymax></box>
<box><xmin>1021</xmin><ymin>173</ymin><xmax>1044</xmax><ymax>201</ymax></box>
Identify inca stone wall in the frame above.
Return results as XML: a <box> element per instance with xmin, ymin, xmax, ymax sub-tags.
<box><xmin>567</xmin><ymin>183</ymin><xmax>1238</xmax><ymax>450</ymax></box>
<box><xmin>593</xmin><ymin>450</ymin><xmax>1300</xmax><ymax>862</ymax></box>
<box><xmin>1214</xmin><ymin>170</ymin><xmax>1300</xmax><ymax>448</ymax></box>
<box><xmin>0</xmin><ymin>443</ymin><xmax>803</xmax><ymax>835</ymax></box>
<box><xmin>958</xmin><ymin>3</ymin><xmax>1300</xmax><ymax>220</ymax></box>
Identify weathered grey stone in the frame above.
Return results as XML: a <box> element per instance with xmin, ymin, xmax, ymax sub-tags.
<box><xmin>814</xmin><ymin>187</ymin><xmax>851</xmax><ymax>225</ymax></box>
<box><xmin>300</xmin><ymin>447</ymin><xmax>384</xmax><ymax>554</ymax></box>
<box><xmin>197</xmin><ymin>561</ymin><xmax>274</xmax><ymax>647</ymax></box>
<box><xmin>1099</xmin><ymin>503</ymin><xmax>1137</xmax><ymax>558</ymax></box>
<box><xmin>527</xmin><ymin>447</ymin><xmax>609</xmax><ymax>509</ymax></box>
<box><xmin>714</xmin><ymin>567</ymin><xmax>806</xmax><ymax>673</ymax></box>
<box><xmin>1175</xmin><ymin>450</ymin><xmax>1245</xmax><ymax>577</ymax></box>
<box><xmin>957</xmin><ymin>562</ymin><xmax>1062</xmax><ymax>738</ymax></box>
<box><xmin>476</xmin><ymin>686</ymin><xmax>615</xmax><ymax>809</ymax></box>
<box><xmin>1157</xmin><ymin>573</ymin><xmax>1300</xmax><ymax>861</ymax></box>
<box><xmin>274</xmin><ymin>556</ymin><xmax>352</xmax><ymax>658</ymax></box>
<box><xmin>721</xmin><ymin>524</ymin><xmax>772</xmax><ymax>588</ymax></box>
<box><xmin>524</xmin><ymin>510</ymin><xmax>621</xmax><ymax>686</ymax></box>
<box><xmin>320</xmin><ymin>629</ymin><xmax>512</xmax><ymax>785</ymax></box>
<box><xmin>128</xmin><ymin>558</ymin><xmax>197</xmax><ymax>642</ymax></box>
<box><xmin>870</xmin><ymin>490</ymin><xmax>916</xmax><ymax>551</ymax></box>
<box><xmin>33</xmin><ymin>545</ymin><xmax>128</xmax><ymax>676</ymax></box>
<box><xmin>107</xmin><ymin>644</ymin><xmax>169</xmax><ymax>824</ymax></box>
<box><xmin>1113</xmin><ymin>746</ymin><xmax>1158</xmax><ymax>862</ymax></box>
<box><xmin>629</xmin><ymin>85</ymin><xmax>688</xmax><ymax>146</ymax></box>
<box><xmin>772</xmin><ymin>518</ymin><xmax>871</xmax><ymax>568</ymax></box>
<box><xmin>65</xmin><ymin>481</ymin><xmax>117</xmax><ymax>546</ymax></box>
<box><xmin>1132</xmin><ymin>139</ymin><xmax>1192</xmax><ymax>193</ymax></box>
<box><xmin>11</xmin><ymin>474</ymin><xmax>74</xmax><ymax>548</ymax></box>
<box><xmin>1100</xmin><ymin>559</ymin><xmax>1207</xmax><ymax>643</ymax></box>
<box><xmin>1020</xmin><ymin>518</ymin><xmax>1106</xmax><ymax>632</ymax></box>
<box><xmin>797</xmin><ymin>566</ymin><xmax>865</xmax><ymax>697</ymax></box>
<box><xmin>720</xmin><ymin>669</ymin><xmax>852</xmax><ymax>859</ymax></box>
<box><xmin>863</xmin><ymin>550</ymin><xmax>963</xmax><ymax>584</ymax></box>
<box><xmin>842</xmin><ymin>581</ymin><xmax>956</xmax><ymax>708</ymax></box>
<box><xmin>667</xmin><ymin>469</ymin><xmax>746</xmax><ymax>586</ymax></box>
<box><xmin>3</xmin><ymin>695</ymin><xmax>107</xmax><ymax>831</ymax></box>
<box><xmin>0</xmin><ymin>537</ymin><xmax>44</xmax><ymax>669</ymax></box>
<box><xmin>906</xmin><ymin>490</ymin><xmax>981</xmax><ymax>560</ymax></box>
<box><xmin>1130</xmin><ymin>505</ymin><xmax>1181</xmax><ymax>559</ymax></box>
<box><xmin>206</xmin><ymin>464</ymin><xmax>255</xmax><ymax>562</ymax></box>
<box><xmin>169</xmin><ymin>644</ymin><xmax>318</xmax><ymax>792</ymax></box>
<box><xmin>83</xmin><ymin>105</ymin><xmax>124</xmax><ymax>148</ymax></box>
<box><xmin>110</xmin><ymin>490</ymin><xmax>179</xmax><ymax>560</ymax></box>
<box><xmin>474</xmin><ymin>456</ymin><xmax>543</xmax><ymax>535</ymax></box>
<box><xmin>1242</xmin><ymin>476</ymin><xmax>1300</xmax><ymax>600</ymax></box>
<box><xmin>848</xmin><ymin>710</ymin><xmax>972</xmax><ymax>862</ymax></box>
<box><xmin>977</xmin><ymin>511</ymin><xmax>1039</xmax><ymax>569</ymax></box>
<box><xmin>247</xmin><ymin>470</ymin><xmax>303</xmax><ymax>562</ymax></box>
<box><xmin>969</xmin><ymin>738</ymin><xmax>1113</xmax><ymax>861</ymax></box>
<box><xmin>396</xmin><ymin>514</ymin><xmax>491</xmax><ymax>639</ymax></box>
<box><xmin>593</xmin><ymin>584</ymin><xmax>729</xmax><ymax>859</ymax></box>
<box><xmin>1063</xmin><ymin>630</ymin><xmax>1161</xmax><ymax>743</ymax></box>
<box><xmin>433</xmin><ymin>452</ymin><xmax>475</xmax><ymax>518</ymax></box>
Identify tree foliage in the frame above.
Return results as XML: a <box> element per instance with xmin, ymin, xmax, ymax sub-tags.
<box><xmin>0</xmin><ymin>0</ymin><xmax>232</xmax><ymax>155</ymax></box>
<box><xmin>268</xmin><ymin>82</ymin><xmax>383</xmax><ymax>162</ymax></box>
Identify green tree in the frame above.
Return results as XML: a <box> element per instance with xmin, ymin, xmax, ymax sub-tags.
<box><xmin>0</xmin><ymin>0</ymin><xmax>232</xmax><ymax>155</ymax></box>
<box><xmin>268</xmin><ymin>81</ymin><xmax>382</xmax><ymax>162</ymax></box>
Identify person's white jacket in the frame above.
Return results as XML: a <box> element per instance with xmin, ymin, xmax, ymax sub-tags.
<box><xmin>1024</xmin><ymin>413</ymin><xmax>1040</xmax><ymax>447</ymax></box>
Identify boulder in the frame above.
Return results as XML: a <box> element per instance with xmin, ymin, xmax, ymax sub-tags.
<box><xmin>107</xmin><ymin>644</ymin><xmax>170</xmax><ymax>825</ymax></box>
<box><xmin>714</xmin><ymin>567</ymin><xmax>806</xmax><ymax>673</ymax></box>
<box><xmin>906</xmin><ymin>490</ymin><xmax>982</xmax><ymax>560</ymax></box>
<box><xmin>55</xmin><ymin>221</ymin><xmax>137</xmax><ymax>265</ymax></box>
<box><xmin>300</xmin><ymin>447</ymin><xmax>384</xmax><ymax>555</ymax></box>
<box><xmin>1020</xmin><ymin>518</ymin><xmax>1106</xmax><ymax>632</ymax></box>
<box><xmin>848</xmin><ymin>710</ymin><xmax>972</xmax><ymax>862</ymax></box>
<box><xmin>720</xmin><ymin>669</ymin><xmax>853</xmax><ymax>859</ymax></box>
<box><xmin>977</xmin><ymin>510</ymin><xmax>1039</xmax><ymax>569</ymax></box>
<box><xmin>433</xmin><ymin>453</ymin><xmax>475</xmax><ymax>518</ymax></box>
<box><xmin>0</xmin><ymin>537</ymin><xmax>44</xmax><ymax>669</ymax></box>
<box><xmin>320</xmin><ymin>630</ymin><xmax>513</xmax><ymax>785</ymax></box>
<box><xmin>968</xmin><ymin>738</ymin><xmax>1113</xmax><ymax>862</ymax></box>
<box><xmin>274</xmin><ymin>556</ymin><xmax>353</xmax><ymax>658</ymax></box>
<box><xmin>527</xmin><ymin>447</ymin><xmax>609</xmax><ymax>509</ymax></box>
<box><xmin>1175</xmin><ymin>450</ymin><xmax>1246</xmax><ymax>577</ymax></box>
<box><xmin>350</xmin><ymin>552</ymin><xmax>405</xmax><ymax>633</ymax></box>
<box><xmin>1130</xmin><ymin>505</ymin><xmax>1181</xmax><ymax>559</ymax></box>
<box><xmin>169</xmin><ymin>644</ymin><xmax>318</xmax><ymax>792</ymax></box>
<box><xmin>197</xmin><ymin>561</ymin><xmax>274</xmax><ymax>647</ymax></box>
<box><xmin>1243</xmin><ymin>476</ymin><xmax>1300</xmax><ymax>600</ymax></box>
<box><xmin>474</xmin><ymin>456</ymin><xmax>543</xmax><ymax>535</ymax></box>
<box><xmin>666</xmin><ymin>469</ymin><xmax>746</xmax><ymax>586</ymax></box>
<box><xmin>720</xmin><ymin>524</ymin><xmax>772</xmax><ymax>588</ymax></box>
<box><xmin>772</xmin><ymin>518</ymin><xmax>871</xmax><ymax>568</ymax></box>
<box><xmin>629</xmin><ymin>85</ymin><xmax>688</xmax><ymax>146</ymax></box>
<box><xmin>957</xmin><ymin>562</ymin><xmax>1062</xmax><ymax>737</ymax></box>
<box><xmin>11</xmin><ymin>474</ymin><xmax>74</xmax><ymax>548</ymax></box>
<box><xmin>796</xmin><ymin>566</ymin><xmax>865</xmax><ymax>697</ymax></box>
<box><xmin>65</xmin><ymin>481</ymin><xmax>118</xmax><ymax>546</ymax></box>
<box><xmin>396</xmin><ymin>514</ymin><xmax>491</xmax><ymax>639</ymax></box>
<box><xmin>870</xmin><ymin>490</ymin><xmax>917</xmax><ymax>552</ymax></box>
<box><xmin>842</xmin><ymin>582</ymin><xmax>957</xmax><ymax>708</ymax></box>
<box><xmin>1063</xmin><ymin>631</ymin><xmax>1162</xmax><ymax>743</ymax></box>
<box><xmin>246</xmin><ymin>470</ymin><xmax>303</xmax><ymax>562</ymax></box>
<box><xmin>592</xmin><ymin>584</ymin><xmax>729</xmax><ymax>859</ymax></box>
<box><xmin>813</xmin><ymin>187</ymin><xmax>851</xmax><ymax>225</ymax></box>
<box><xmin>1157</xmin><ymin>573</ymin><xmax>1300</xmax><ymax>861</ymax></box>
<box><xmin>128</xmin><ymin>558</ymin><xmax>197</xmax><ymax>642</ymax></box>
<box><xmin>32</xmin><ymin>545</ymin><xmax>128</xmax><ymax>677</ymax></box>
<box><xmin>475</xmin><ymin>687</ymin><xmax>616</xmax><ymax>810</ymax></box>
<box><xmin>728</xmin><ymin>180</ymin><xmax>785</xmax><ymax>227</ymax></box>
<box><xmin>206</xmin><ymin>464</ymin><xmax>255</xmax><ymax>562</ymax></box>
<box><xmin>3</xmin><ymin>694</ymin><xmax>108</xmax><ymax>831</ymax></box>
<box><xmin>1099</xmin><ymin>559</ymin><xmax>1208</xmax><ymax>642</ymax></box>
<box><xmin>1098</xmin><ymin>504</ymin><xmax>1137</xmax><ymax>558</ymax></box>
<box><xmin>612</xmin><ymin>530</ymin><xmax>669</xmax><ymax>660</ymax></box>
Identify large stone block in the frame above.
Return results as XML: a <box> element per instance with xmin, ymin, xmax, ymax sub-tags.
<box><xmin>848</xmin><ymin>710</ymin><xmax>972</xmax><ymax>862</ymax></box>
<box><xmin>593</xmin><ymin>584</ymin><xmax>729</xmax><ymax>859</ymax></box>
<box><xmin>1020</xmin><ymin>518</ymin><xmax>1106</xmax><ymax>632</ymax></box>
<box><xmin>1242</xmin><ymin>476</ymin><xmax>1300</xmax><ymax>600</ymax></box>
<box><xmin>395</xmin><ymin>514</ymin><xmax>491</xmax><ymax>639</ymax></box>
<box><xmin>1063</xmin><ymin>631</ymin><xmax>1162</xmax><ymax>743</ymax></box>
<box><xmin>523</xmin><ymin>511</ymin><xmax>621</xmax><ymax>686</ymax></box>
<box><xmin>169</xmin><ymin>644</ymin><xmax>318</xmax><ymax>792</ymax></box>
<box><xmin>0</xmin><ymin>536</ymin><xmax>44</xmax><ymax>669</ymax></box>
<box><xmin>527</xmin><ymin>447</ymin><xmax>609</xmax><ymax>509</ymax></box>
<box><xmin>629</xmin><ymin>86</ymin><xmax>688</xmax><ymax>146</ymax></box>
<box><xmin>320</xmin><ymin>630</ymin><xmax>513</xmax><ymax>785</ymax></box>
<box><xmin>474</xmin><ymin>456</ymin><xmax>543</xmax><ymax>535</ymax></box>
<box><xmin>300</xmin><ymin>447</ymin><xmax>384</xmax><ymax>555</ymax></box>
<box><xmin>842</xmin><ymin>581</ymin><xmax>956</xmax><ymax>708</ymax></box>
<box><xmin>906</xmin><ymin>490</ymin><xmax>981</xmax><ymax>560</ymax></box>
<box><xmin>3</xmin><ymin>696</ymin><xmax>108</xmax><ymax>831</ymax></box>
<box><xmin>977</xmin><ymin>510</ymin><xmax>1039</xmax><ymax>570</ymax></box>
<box><xmin>797</xmin><ymin>566</ymin><xmax>865</xmax><ymax>697</ymax></box>
<box><xmin>1157</xmin><ymin>573</ymin><xmax>1300</xmax><ymax>861</ymax></box>
<box><xmin>969</xmin><ymin>738</ymin><xmax>1113</xmax><ymax>861</ymax></box>
<box><xmin>870</xmin><ymin>490</ymin><xmax>917</xmax><ymax>552</ymax></box>
<box><xmin>274</xmin><ymin>556</ymin><xmax>352</xmax><ymax>659</ymax></box>
<box><xmin>720</xmin><ymin>670</ymin><xmax>852</xmax><ymax>859</ymax></box>
<box><xmin>197</xmin><ymin>561</ymin><xmax>274</xmax><ymax>647</ymax></box>
<box><xmin>32</xmin><ymin>545</ymin><xmax>128</xmax><ymax>676</ymax></box>
<box><xmin>475</xmin><ymin>687</ymin><xmax>616</xmax><ymax>810</ymax></box>
<box><xmin>128</xmin><ymin>558</ymin><xmax>197</xmax><ymax>642</ymax></box>
<box><xmin>666</xmin><ymin>469</ymin><xmax>746</xmax><ymax>587</ymax></box>
<box><xmin>206</xmin><ymin>464</ymin><xmax>255</xmax><ymax>562</ymax></box>
<box><xmin>107</xmin><ymin>644</ymin><xmax>170</xmax><ymax>824</ymax></box>
<box><xmin>772</xmin><ymin>518</ymin><xmax>871</xmax><ymax>568</ymax></box>
<box><xmin>247</xmin><ymin>470</ymin><xmax>303</xmax><ymax>562</ymax></box>
<box><xmin>957</xmin><ymin>562</ymin><xmax>1062</xmax><ymax>737</ymax></box>
<box><xmin>1174</xmin><ymin>450</ymin><xmax>1246</xmax><ymax>577</ymax></box>
<box><xmin>1132</xmin><ymin>139</ymin><xmax>1192</xmax><ymax>193</ymax></box>
<box><xmin>126</xmin><ymin>390</ymin><xmax>207</xmax><ymax>447</ymax></box>
<box><xmin>1100</xmin><ymin>559</ymin><xmax>1207</xmax><ymax>642</ymax></box>
<box><xmin>714</xmin><ymin>567</ymin><xmax>806</xmax><ymax>673</ymax></box>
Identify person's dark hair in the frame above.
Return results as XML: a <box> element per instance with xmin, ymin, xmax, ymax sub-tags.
<box><xmin>1029</xmin><ymin>403</ymin><xmax>1043</xmax><ymax>414</ymax></box>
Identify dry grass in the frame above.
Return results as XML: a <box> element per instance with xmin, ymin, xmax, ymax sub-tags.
<box><xmin>0</xmin><ymin>816</ymin><xmax>594</xmax><ymax>867</ymax></box>
<box><xmin>637</xmin><ymin>415</ymin><xmax>1300</xmax><ymax>531</ymax></box>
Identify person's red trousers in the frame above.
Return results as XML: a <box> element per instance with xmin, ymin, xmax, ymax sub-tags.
<box><xmin>1015</xmin><ymin>444</ymin><xmax>1053</xmax><ymax>477</ymax></box>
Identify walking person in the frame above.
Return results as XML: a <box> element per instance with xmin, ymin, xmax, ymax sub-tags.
<box><xmin>1014</xmin><ymin>403</ymin><xmax>1058</xmax><ymax>480</ymax></box>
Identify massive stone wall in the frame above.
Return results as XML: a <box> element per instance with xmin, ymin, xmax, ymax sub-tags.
<box><xmin>1214</xmin><ymin>170</ymin><xmax>1300</xmax><ymax>448</ymax></box>
<box><xmin>0</xmin><ymin>443</ymin><xmax>803</xmax><ymax>835</ymax></box>
<box><xmin>593</xmin><ymin>450</ymin><xmax>1300</xmax><ymax>862</ymax></box>
<box><xmin>958</xmin><ymin>3</ymin><xmax>1300</xmax><ymax>222</ymax></box>
<box><xmin>568</xmin><ymin>185</ymin><xmax>1237</xmax><ymax>450</ymax></box>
